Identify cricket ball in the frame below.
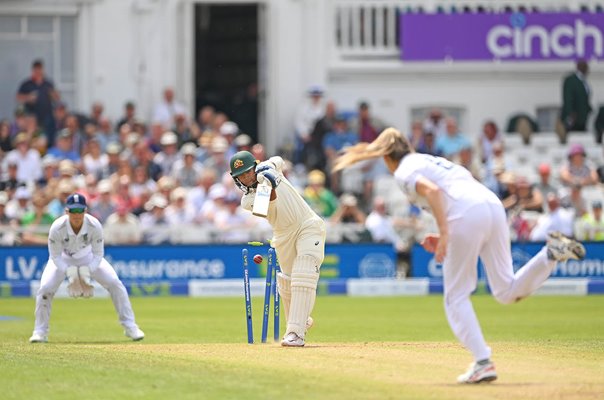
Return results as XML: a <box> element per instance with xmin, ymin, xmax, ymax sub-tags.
<box><xmin>253</xmin><ymin>254</ymin><xmax>263</xmax><ymax>264</ymax></box>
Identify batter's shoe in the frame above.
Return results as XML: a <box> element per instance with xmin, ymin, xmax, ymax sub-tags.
<box><xmin>457</xmin><ymin>361</ymin><xmax>497</xmax><ymax>384</ymax></box>
<box><xmin>29</xmin><ymin>333</ymin><xmax>48</xmax><ymax>343</ymax></box>
<box><xmin>281</xmin><ymin>332</ymin><xmax>305</xmax><ymax>347</ymax></box>
<box><xmin>547</xmin><ymin>232</ymin><xmax>586</xmax><ymax>261</ymax></box>
<box><xmin>125</xmin><ymin>327</ymin><xmax>145</xmax><ymax>341</ymax></box>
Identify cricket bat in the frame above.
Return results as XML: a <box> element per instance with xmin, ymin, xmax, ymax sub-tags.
<box><xmin>252</xmin><ymin>181</ymin><xmax>272</xmax><ymax>217</ymax></box>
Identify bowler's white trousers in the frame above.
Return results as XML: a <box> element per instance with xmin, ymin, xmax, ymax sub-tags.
<box><xmin>443</xmin><ymin>199</ymin><xmax>555</xmax><ymax>362</ymax></box>
<box><xmin>33</xmin><ymin>258</ymin><xmax>139</xmax><ymax>336</ymax></box>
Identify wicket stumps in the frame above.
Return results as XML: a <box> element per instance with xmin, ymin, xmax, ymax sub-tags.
<box><xmin>273</xmin><ymin>254</ymin><xmax>280</xmax><ymax>342</ymax></box>
<box><xmin>242</xmin><ymin>245</ymin><xmax>280</xmax><ymax>344</ymax></box>
<box><xmin>242</xmin><ymin>249</ymin><xmax>254</xmax><ymax>344</ymax></box>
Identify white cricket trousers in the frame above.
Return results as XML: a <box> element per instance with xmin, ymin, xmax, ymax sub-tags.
<box><xmin>33</xmin><ymin>258</ymin><xmax>139</xmax><ymax>336</ymax></box>
<box><xmin>443</xmin><ymin>200</ymin><xmax>556</xmax><ymax>362</ymax></box>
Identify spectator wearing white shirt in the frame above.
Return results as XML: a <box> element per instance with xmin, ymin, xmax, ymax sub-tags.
<box><xmin>529</xmin><ymin>193</ymin><xmax>575</xmax><ymax>242</ymax></box>
<box><xmin>219</xmin><ymin>121</ymin><xmax>239</xmax><ymax>161</ymax></box>
<box><xmin>153</xmin><ymin>87</ymin><xmax>187</xmax><ymax>127</ymax></box>
<box><xmin>82</xmin><ymin>138</ymin><xmax>108</xmax><ymax>177</ymax></box>
<box><xmin>214</xmin><ymin>192</ymin><xmax>254</xmax><ymax>243</ymax></box>
<box><xmin>422</xmin><ymin>108</ymin><xmax>447</xmax><ymax>138</ymax></box>
<box><xmin>198</xmin><ymin>183</ymin><xmax>227</xmax><ymax>224</ymax></box>
<box><xmin>104</xmin><ymin>204</ymin><xmax>142</xmax><ymax>245</ymax></box>
<box><xmin>153</xmin><ymin>131</ymin><xmax>180</xmax><ymax>176</ymax></box>
<box><xmin>171</xmin><ymin>143</ymin><xmax>203</xmax><ymax>187</ymax></box>
<box><xmin>139</xmin><ymin>194</ymin><xmax>170</xmax><ymax>244</ymax></box>
<box><xmin>294</xmin><ymin>85</ymin><xmax>325</xmax><ymax>164</ymax></box>
<box><xmin>5</xmin><ymin>186</ymin><xmax>33</xmax><ymax>221</ymax></box>
<box><xmin>3</xmin><ymin>133</ymin><xmax>42</xmax><ymax>184</ymax></box>
<box><xmin>165</xmin><ymin>187</ymin><xmax>195</xmax><ymax>225</ymax></box>
<box><xmin>89</xmin><ymin>179</ymin><xmax>115</xmax><ymax>223</ymax></box>
<box><xmin>365</xmin><ymin>196</ymin><xmax>404</xmax><ymax>249</ymax></box>
<box><xmin>188</xmin><ymin>169</ymin><xmax>218</xmax><ymax>218</ymax></box>
<box><xmin>130</xmin><ymin>165</ymin><xmax>157</xmax><ymax>203</ymax></box>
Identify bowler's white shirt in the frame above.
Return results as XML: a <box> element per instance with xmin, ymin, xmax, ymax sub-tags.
<box><xmin>48</xmin><ymin>214</ymin><xmax>104</xmax><ymax>272</ymax></box>
<box><xmin>394</xmin><ymin>153</ymin><xmax>500</xmax><ymax>220</ymax></box>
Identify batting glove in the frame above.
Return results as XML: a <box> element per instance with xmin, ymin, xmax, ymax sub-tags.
<box><xmin>257</xmin><ymin>171</ymin><xmax>280</xmax><ymax>188</ymax></box>
<box><xmin>255</xmin><ymin>163</ymin><xmax>275</xmax><ymax>174</ymax></box>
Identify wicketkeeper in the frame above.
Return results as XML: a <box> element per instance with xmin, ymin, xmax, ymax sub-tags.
<box><xmin>230</xmin><ymin>151</ymin><xmax>326</xmax><ymax>347</ymax></box>
<box><xmin>29</xmin><ymin>193</ymin><xmax>145</xmax><ymax>343</ymax></box>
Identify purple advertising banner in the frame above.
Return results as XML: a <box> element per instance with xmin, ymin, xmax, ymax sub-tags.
<box><xmin>401</xmin><ymin>12</ymin><xmax>604</xmax><ymax>61</ymax></box>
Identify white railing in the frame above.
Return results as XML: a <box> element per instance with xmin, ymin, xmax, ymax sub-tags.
<box><xmin>331</xmin><ymin>0</ymin><xmax>604</xmax><ymax>60</ymax></box>
<box><xmin>0</xmin><ymin>222</ymin><xmax>405</xmax><ymax>246</ymax></box>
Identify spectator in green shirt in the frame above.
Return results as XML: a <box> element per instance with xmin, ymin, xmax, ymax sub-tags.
<box><xmin>303</xmin><ymin>170</ymin><xmax>338</xmax><ymax>218</ymax></box>
<box><xmin>21</xmin><ymin>193</ymin><xmax>55</xmax><ymax>244</ymax></box>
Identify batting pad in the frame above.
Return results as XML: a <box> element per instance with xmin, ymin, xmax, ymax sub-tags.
<box><xmin>288</xmin><ymin>255</ymin><xmax>320</xmax><ymax>337</ymax></box>
<box><xmin>277</xmin><ymin>272</ymin><xmax>292</xmax><ymax>323</ymax></box>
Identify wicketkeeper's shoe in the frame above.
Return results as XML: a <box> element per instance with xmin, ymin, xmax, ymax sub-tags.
<box><xmin>124</xmin><ymin>327</ymin><xmax>145</xmax><ymax>341</ymax></box>
<box><xmin>546</xmin><ymin>232</ymin><xmax>586</xmax><ymax>261</ymax></box>
<box><xmin>457</xmin><ymin>361</ymin><xmax>497</xmax><ymax>384</ymax></box>
<box><xmin>281</xmin><ymin>332</ymin><xmax>305</xmax><ymax>347</ymax></box>
<box><xmin>29</xmin><ymin>333</ymin><xmax>48</xmax><ymax>343</ymax></box>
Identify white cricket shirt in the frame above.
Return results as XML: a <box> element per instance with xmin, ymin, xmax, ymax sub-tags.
<box><xmin>47</xmin><ymin>214</ymin><xmax>104</xmax><ymax>271</ymax></box>
<box><xmin>394</xmin><ymin>153</ymin><xmax>500</xmax><ymax>220</ymax></box>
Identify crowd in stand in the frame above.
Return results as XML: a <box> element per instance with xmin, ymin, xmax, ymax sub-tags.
<box><xmin>1</xmin><ymin>60</ymin><xmax>604</xmax><ymax>256</ymax></box>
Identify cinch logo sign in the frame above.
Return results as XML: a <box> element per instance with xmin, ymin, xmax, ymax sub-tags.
<box><xmin>401</xmin><ymin>12</ymin><xmax>604</xmax><ymax>61</ymax></box>
<box><xmin>487</xmin><ymin>14</ymin><xmax>603</xmax><ymax>59</ymax></box>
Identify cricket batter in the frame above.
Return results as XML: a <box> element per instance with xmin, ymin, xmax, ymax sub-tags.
<box><xmin>230</xmin><ymin>151</ymin><xmax>325</xmax><ymax>347</ymax></box>
<box><xmin>29</xmin><ymin>193</ymin><xmax>145</xmax><ymax>343</ymax></box>
<box><xmin>334</xmin><ymin>128</ymin><xmax>585</xmax><ymax>383</ymax></box>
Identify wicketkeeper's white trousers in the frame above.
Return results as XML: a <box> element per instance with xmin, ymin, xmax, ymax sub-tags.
<box><xmin>33</xmin><ymin>258</ymin><xmax>139</xmax><ymax>336</ymax></box>
<box><xmin>443</xmin><ymin>200</ymin><xmax>556</xmax><ymax>362</ymax></box>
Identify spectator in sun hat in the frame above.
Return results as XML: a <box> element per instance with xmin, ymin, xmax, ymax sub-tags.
<box><xmin>97</xmin><ymin>142</ymin><xmax>122</xmax><ymax>180</ymax></box>
<box><xmin>197</xmin><ymin>183</ymin><xmax>227</xmax><ymax>224</ymax></box>
<box><xmin>294</xmin><ymin>85</ymin><xmax>326</xmax><ymax>165</ymax></box>
<box><xmin>140</xmin><ymin>193</ymin><xmax>170</xmax><ymax>244</ymax></box>
<box><xmin>219</xmin><ymin>121</ymin><xmax>239</xmax><ymax>159</ymax></box>
<box><xmin>37</xmin><ymin>155</ymin><xmax>59</xmax><ymax>190</ymax></box>
<box><xmin>0</xmin><ymin>191</ymin><xmax>17</xmax><ymax>245</ymax></box>
<box><xmin>47</xmin><ymin>179</ymin><xmax>75</xmax><ymax>218</ymax></box>
<box><xmin>303</xmin><ymin>170</ymin><xmax>339</xmax><ymax>218</ymax></box>
<box><xmin>103</xmin><ymin>203</ymin><xmax>142</xmax><ymax>245</ymax></box>
<box><xmin>154</xmin><ymin>131</ymin><xmax>180</xmax><ymax>176</ymax></box>
<box><xmin>3</xmin><ymin>132</ymin><xmax>42</xmax><ymax>184</ymax></box>
<box><xmin>6</xmin><ymin>186</ymin><xmax>33</xmax><ymax>220</ymax></box>
<box><xmin>559</xmin><ymin>143</ymin><xmax>598</xmax><ymax>188</ymax></box>
<box><xmin>171</xmin><ymin>142</ymin><xmax>203</xmax><ymax>187</ymax></box>
<box><xmin>165</xmin><ymin>187</ymin><xmax>194</xmax><ymax>225</ymax></box>
<box><xmin>20</xmin><ymin>192</ymin><xmax>55</xmax><ymax>245</ymax></box>
<box><xmin>234</xmin><ymin>133</ymin><xmax>253</xmax><ymax>152</ymax></box>
<box><xmin>202</xmin><ymin>136</ymin><xmax>230</xmax><ymax>177</ymax></box>
<box><xmin>576</xmin><ymin>200</ymin><xmax>604</xmax><ymax>241</ymax></box>
<box><xmin>187</xmin><ymin>168</ymin><xmax>218</xmax><ymax>218</ymax></box>
<box><xmin>89</xmin><ymin>179</ymin><xmax>116</xmax><ymax>223</ymax></box>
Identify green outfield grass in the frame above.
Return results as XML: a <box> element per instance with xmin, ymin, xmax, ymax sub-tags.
<box><xmin>1</xmin><ymin>295</ymin><xmax>603</xmax><ymax>399</ymax></box>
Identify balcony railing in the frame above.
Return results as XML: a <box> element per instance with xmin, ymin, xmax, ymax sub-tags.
<box><xmin>331</xmin><ymin>0</ymin><xmax>604</xmax><ymax>60</ymax></box>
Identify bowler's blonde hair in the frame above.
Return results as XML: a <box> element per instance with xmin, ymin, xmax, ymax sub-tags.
<box><xmin>332</xmin><ymin>127</ymin><xmax>414</xmax><ymax>172</ymax></box>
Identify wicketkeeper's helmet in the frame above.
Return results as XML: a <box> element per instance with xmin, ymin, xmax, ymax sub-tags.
<box><xmin>230</xmin><ymin>151</ymin><xmax>257</xmax><ymax>193</ymax></box>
